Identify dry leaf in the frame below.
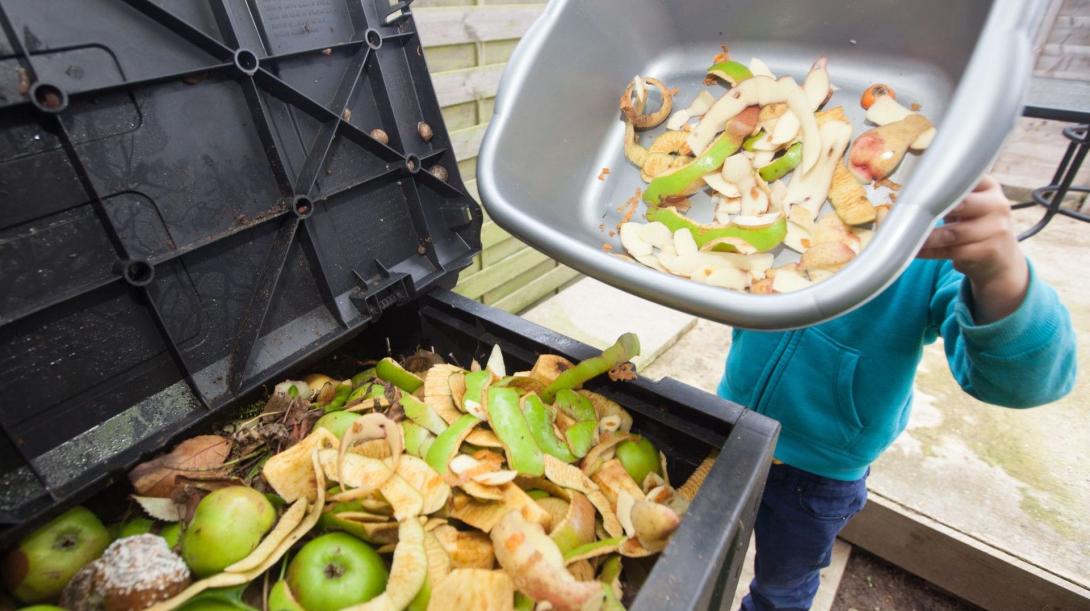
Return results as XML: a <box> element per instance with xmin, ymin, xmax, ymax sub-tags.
<box><xmin>129</xmin><ymin>435</ymin><xmax>232</xmax><ymax>498</ymax></box>
<box><xmin>403</xmin><ymin>349</ymin><xmax>445</xmax><ymax>373</ymax></box>
<box><xmin>131</xmin><ymin>495</ymin><xmax>183</xmax><ymax>522</ymax></box>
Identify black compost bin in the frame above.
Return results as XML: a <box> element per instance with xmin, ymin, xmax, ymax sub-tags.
<box><xmin>0</xmin><ymin>1</ymin><xmax>778</xmax><ymax>609</ymax></box>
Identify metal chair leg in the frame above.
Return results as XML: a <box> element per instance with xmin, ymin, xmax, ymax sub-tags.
<box><xmin>1017</xmin><ymin>124</ymin><xmax>1090</xmax><ymax>241</ymax></box>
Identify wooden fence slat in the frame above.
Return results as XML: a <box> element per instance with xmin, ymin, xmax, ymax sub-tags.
<box><xmin>484</xmin><ymin>259</ymin><xmax>555</xmax><ymax>304</ymax></box>
<box><xmin>433</xmin><ymin>64</ymin><xmax>506</xmax><ymax>107</ymax></box>
<box><xmin>480</xmin><ymin>221</ymin><xmax>510</xmax><ymax>249</ymax></box>
<box><xmin>454</xmin><ymin>247</ymin><xmax>550</xmax><ymax>299</ymax></box>
<box><xmin>492</xmin><ymin>265</ymin><xmax>580</xmax><ymax>313</ymax></box>
<box><xmin>449</xmin><ymin>123</ymin><xmax>487</xmax><ymax>161</ymax></box>
<box><xmin>482</xmin><ymin>236</ymin><xmax>525</xmax><ymax>265</ymax></box>
<box><xmin>415</xmin><ymin>6</ymin><xmax>544</xmax><ymax>47</ymax></box>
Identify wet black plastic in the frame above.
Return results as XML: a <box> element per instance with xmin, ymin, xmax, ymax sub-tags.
<box><xmin>0</xmin><ymin>1</ymin><xmax>778</xmax><ymax>607</ymax></box>
<box><xmin>0</xmin><ymin>0</ymin><xmax>481</xmax><ymax>526</ymax></box>
<box><xmin>3</xmin><ymin>290</ymin><xmax>778</xmax><ymax>610</ymax></box>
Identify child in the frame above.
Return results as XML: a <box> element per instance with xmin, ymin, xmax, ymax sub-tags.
<box><xmin>718</xmin><ymin>175</ymin><xmax>1077</xmax><ymax>611</ymax></box>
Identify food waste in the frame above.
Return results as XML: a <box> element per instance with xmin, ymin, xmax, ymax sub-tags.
<box><xmin>1</xmin><ymin>335</ymin><xmax>716</xmax><ymax>611</ymax></box>
<box><xmin>614</xmin><ymin>49</ymin><xmax>935</xmax><ymax>293</ymax></box>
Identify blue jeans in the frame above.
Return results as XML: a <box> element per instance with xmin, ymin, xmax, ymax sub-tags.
<box><xmin>740</xmin><ymin>463</ymin><xmax>869</xmax><ymax>611</ymax></box>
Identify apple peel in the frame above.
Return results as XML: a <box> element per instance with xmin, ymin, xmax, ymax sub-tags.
<box><xmin>581</xmin><ymin>432</ymin><xmax>633</xmax><ymax>478</ymax></box>
<box><xmin>223</xmin><ymin>498</ymin><xmax>307</xmax><ymax>573</ymax></box>
<box><xmin>431</xmin><ymin>525</ymin><xmax>496</xmax><ymax>569</ymax></box>
<box><xmin>262</xmin><ymin>428</ymin><xmax>339</xmax><ymax>502</ymax></box>
<box><xmin>320</xmin><ymin>450</ymin><xmax>390</xmax><ymax>498</ymax></box>
<box><xmin>690</xmin><ymin>76</ymin><xmax>820</xmax><ymax>173</ymax></box>
<box><xmin>450</xmin><ymin>483</ymin><xmax>552</xmax><ymax>533</ymax></box>
<box><xmin>465</xmin><ymin>428</ymin><xmax>504</xmax><ymax>449</ymax></box>
<box><xmin>461</xmin><ymin>479</ymin><xmax>505</xmax><ymax>501</ymax></box>
<box><xmin>338</xmin><ymin>413</ymin><xmax>402</xmax><ymax>495</ymax></box>
<box><xmin>631</xmin><ymin>500</ymin><xmax>681</xmax><ymax>551</ymax></box>
<box><xmin>393</xmin><ymin>455</ymin><xmax>450</xmax><ymax>515</ymax></box>
<box><xmin>578</xmin><ymin>391</ymin><xmax>633</xmax><ymax>433</ymax></box>
<box><xmin>678</xmin><ymin>454</ymin><xmax>716</xmax><ymax>501</ymax></box>
<box><xmin>544</xmin><ymin>455</ymin><xmax>623</xmax><ymax>538</ymax></box>
<box><xmin>426</xmin><ymin>569</ymin><xmax>515</xmax><ymax>611</ymax></box>
<box><xmin>343</xmin><ymin>518</ymin><xmax>427</xmax><ymax>611</ymax></box>
<box><xmin>591</xmin><ymin>459</ymin><xmax>647</xmax><ymax>507</ymax></box>
<box><xmin>563</xmin><ymin>536</ymin><xmax>624</xmax><ymax>564</ymax></box>
<box><xmin>491</xmin><ymin>511</ymin><xmax>607</xmax><ymax>611</ymax></box>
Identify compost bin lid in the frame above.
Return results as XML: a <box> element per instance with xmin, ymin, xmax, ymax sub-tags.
<box><xmin>0</xmin><ymin>0</ymin><xmax>481</xmax><ymax>525</ymax></box>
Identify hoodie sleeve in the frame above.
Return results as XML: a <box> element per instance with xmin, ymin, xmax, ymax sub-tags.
<box><xmin>928</xmin><ymin>259</ymin><xmax>1077</xmax><ymax>408</ymax></box>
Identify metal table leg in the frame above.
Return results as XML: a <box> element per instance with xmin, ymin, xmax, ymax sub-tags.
<box><xmin>1013</xmin><ymin>124</ymin><xmax>1090</xmax><ymax>241</ymax></box>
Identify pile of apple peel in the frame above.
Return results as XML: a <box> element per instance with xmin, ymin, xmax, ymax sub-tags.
<box><xmin>616</xmin><ymin>51</ymin><xmax>934</xmax><ymax>294</ymax></box>
<box><xmin>260</xmin><ymin>334</ymin><xmax>713</xmax><ymax>610</ymax></box>
<box><xmin>21</xmin><ymin>335</ymin><xmax>717</xmax><ymax>611</ymax></box>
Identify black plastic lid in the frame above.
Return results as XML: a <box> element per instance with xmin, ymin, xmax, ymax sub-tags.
<box><xmin>0</xmin><ymin>0</ymin><xmax>481</xmax><ymax>523</ymax></box>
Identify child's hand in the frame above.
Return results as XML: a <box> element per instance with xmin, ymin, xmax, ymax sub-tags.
<box><xmin>917</xmin><ymin>174</ymin><xmax>1029</xmax><ymax>323</ymax></box>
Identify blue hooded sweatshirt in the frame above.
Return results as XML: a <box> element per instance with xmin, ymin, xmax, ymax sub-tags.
<box><xmin>717</xmin><ymin>258</ymin><xmax>1077</xmax><ymax>481</ymax></box>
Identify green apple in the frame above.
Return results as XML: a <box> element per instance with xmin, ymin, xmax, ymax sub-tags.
<box><xmin>313</xmin><ymin>411</ymin><xmax>360</xmax><ymax>440</ymax></box>
<box><xmin>160</xmin><ymin>522</ymin><xmax>182</xmax><ymax>549</ymax></box>
<box><xmin>287</xmin><ymin>533</ymin><xmax>388</xmax><ymax>611</ymax></box>
<box><xmin>615</xmin><ymin>437</ymin><xmax>662</xmax><ymax>487</ymax></box>
<box><xmin>117</xmin><ymin>517</ymin><xmax>155</xmax><ymax>538</ymax></box>
<box><xmin>2</xmin><ymin>506</ymin><xmax>110</xmax><ymax>603</ymax></box>
<box><xmin>182</xmin><ymin>486</ymin><xmax>276</xmax><ymax>577</ymax></box>
<box><xmin>18</xmin><ymin>606</ymin><xmax>67</xmax><ymax>611</ymax></box>
<box><xmin>267</xmin><ymin>579</ymin><xmax>304</xmax><ymax>611</ymax></box>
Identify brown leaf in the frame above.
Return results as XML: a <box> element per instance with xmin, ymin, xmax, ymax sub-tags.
<box><xmin>171</xmin><ymin>485</ymin><xmax>208</xmax><ymax>524</ymax></box>
<box><xmin>402</xmin><ymin>349</ymin><xmax>445</xmax><ymax>374</ymax></box>
<box><xmin>174</xmin><ymin>474</ymin><xmax>247</xmax><ymax>491</ymax></box>
<box><xmin>129</xmin><ymin>435</ymin><xmax>232</xmax><ymax>498</ymax></box>
<box><xmin>261</xmin><ymin>391</ymin><xmax>296</xmax><ymax>417</ymax></box>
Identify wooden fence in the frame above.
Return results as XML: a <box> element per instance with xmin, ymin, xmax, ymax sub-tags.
<box><xmin>414</xmin><ymin>1</ymin><xmax>580</xmax><ymax>313</ymax></box>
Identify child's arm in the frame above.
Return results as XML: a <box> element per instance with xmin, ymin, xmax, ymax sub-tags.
<box><xmin>919</xmin><ymin>175</ymin><xmax>1076</xmax><ymax>407</ymax></box>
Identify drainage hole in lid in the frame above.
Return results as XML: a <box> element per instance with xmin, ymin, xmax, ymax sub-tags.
<box><xmin>234</xmin><ymin>49</ymin><xmax>260</xmax><ymax>75</ymax></box>
<box><xmin>366</xmin><ymin>29</ymin><xmax>383</xmax><ymax>49</ymax></box>
<box><xmin>30</xmin><ymin>83</ymin><xmax>68</xmax><ymax>113</ymax></box>
<box><xmin>122</xmin><ymin>260</ymin><xmax>155</xmax><ymax>286</ymax></box>
<box><xmin>293</xmin><ymin>195</ymin><xmax>314</xmax><ymax>218</ymax></box>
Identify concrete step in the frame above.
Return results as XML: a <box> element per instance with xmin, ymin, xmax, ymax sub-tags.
<box><xmin>520</xmin><ymin>276</ymin><xmax>696</xmax><ymax>369</ymax></box>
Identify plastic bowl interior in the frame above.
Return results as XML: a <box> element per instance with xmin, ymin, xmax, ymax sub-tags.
<box><xmin>478</xmin><ymin>0</ymin><xmax>1042</xmax><ymax>329</ymax></box>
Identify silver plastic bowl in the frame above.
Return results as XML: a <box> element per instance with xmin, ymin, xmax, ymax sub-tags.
<box><xmin>478</xmin><ymin>0</ymin><xmax>1043</xmax><ymax>329</ymax></box>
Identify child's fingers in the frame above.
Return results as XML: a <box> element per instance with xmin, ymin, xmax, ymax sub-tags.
<box><xmin>926</xmin><ymin>217</ymin><xmax>1005</xmax><ymax>249</ymax></box>
<box><xmin>917</xmin><ymin>246</ymin><xmax>953</xmax><ymax>260</ymax></box>
<box><xmin>944</xmin><ymin>191</ymin><xmax>1008</xmax><ymax>222</ymax></box>
<box><xmin>972</xmin><ymin>174</ymin><xmax>1000</xmax><ymax>193</ymax></box>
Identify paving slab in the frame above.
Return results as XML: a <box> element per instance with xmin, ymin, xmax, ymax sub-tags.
<box><xmin>642</xmin><ymin>318</ymin><xmax>733</xmax><ymax>393</ymax></box>
<box><xmin>870</xmin><ymin>210</ymin><xmax>1090</xmax><ymax>592</ymax></box>
<box><xmin>521</xmin><ymin>276</ymin><xmax>696</xmax><ymax>368</ymax></box>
